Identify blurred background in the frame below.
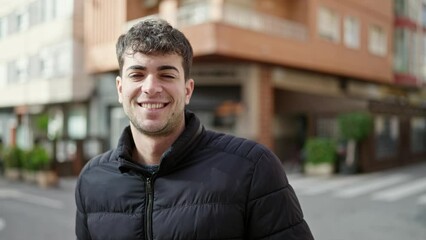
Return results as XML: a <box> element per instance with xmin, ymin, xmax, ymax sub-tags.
<box><xmin>0</xmin><ymin>0</ymin><xmax>425</xmax><ymax>239</ymax></box>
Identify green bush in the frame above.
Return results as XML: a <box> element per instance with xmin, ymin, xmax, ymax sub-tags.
<box><xmin>305</xmin><ymin>138</ymin><xmax>336</xmax><ymax>165</ymax></box>
<box><xmin>338</xmin><ymin>112</ymin><xmax>373</xmax><ymax>141</ymax></box>
<box><xmin>3</xmin><ymin>146</ymin><xmax>23</xmax><ymax>169</ymax></box>
<box><xmin>27</xmin><ymin>146</ymin><xmax>51</xmax><ymax>171</ymax></box>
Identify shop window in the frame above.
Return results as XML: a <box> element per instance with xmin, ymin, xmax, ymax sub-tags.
<box><xmin>394</xmin><ymin>28</ymin><xmax>409</xmax><ymax>73</ymax></box>
<box><xmin>316</xmin><ymin>117</ymin><xmax>339</xmax><ymax>140</ymax></box>
<box><xmin>411</xmin><ymin>117</ymin><xmax>426</xmax><ymax>153</ymax></box>
<box><xmin>109</xmin><ymin>107</ymin><xmax>128</xmax><ymax>149</ymax></box>
<box><xmin>213</xmin><ymin>101</ymin><xmax>243</xmax><ymax>128</ymax></box>
<box><xmin>144</xmin><ymin>0</ymin><xmax>158</xmax><ymax>8</ymax></box>
<box><xmin>343</xmin><ymin>16</ymin><xmax>360</xmax><ymax>49</ymax></box>
<box><xmin>188</xmin><ymin>85</ymin><xmax>241</xmax><ymax>134</ymax></box>
<box><xmin>56</xmin><ymin>140</ymin><xmax>76</xmax><ymax>163</ymax></box>
<box><xmin>48</xmin><ymin>108</ymin><xmax>64</xmax><ymax>140</ymax></box>
<box><xmin>317</xmin><ymin>6</ymin><xmax>340</xmax><ymax>43</ymax></box>
<box><xmin>368</xmin><ymin>24</ymin><xmax>387</xmax><ymax>57</ymax></box>
<box><xmin>67</xmin><ymin>106</ymin><xmax>87</xmax><ymax>140</ymax></box>
<box><xmin>375</xmin><ymin>115</ymin><xmax>399</xmax><ymax>159</ymax></box>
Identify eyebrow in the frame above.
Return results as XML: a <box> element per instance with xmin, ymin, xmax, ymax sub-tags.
<box><xmin>125</xmin><ymin>65</ymin><xmax>146</xmax><ymax>72</ymax></box>
<box><xmin>125</xmin><ymin>65</ymin><xmax>180</xmax><ymax>73</ymax></box>
<box><xmin>158</xmin><ymin>65</ymin><xmax>179</xmax><ymax>73</ymax></box>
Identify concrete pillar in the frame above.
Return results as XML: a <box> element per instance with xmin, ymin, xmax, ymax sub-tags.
<box><xmin>258</xmin><ymin>64</ymin><xmax>274</xmax><ymax>150</ymax></box>
<box><xmin>237</xmin><ymin>64</ymin><xmax>259</xmax><ymax>140</ymax></box>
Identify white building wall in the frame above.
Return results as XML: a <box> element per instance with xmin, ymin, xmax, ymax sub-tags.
<box><xmin>0</xmin><ymin>0</ymin><xmax>91</xmax><ymax>108</ymax></box>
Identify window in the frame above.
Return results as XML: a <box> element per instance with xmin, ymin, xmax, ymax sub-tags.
<box><xmin>39</xmin><ymin>41</ymin><xmax>72</xmax><ymax>79</ymax></box>
<box><xmin>0</xmin><ymin>63</ymin><xmax>6</xmax><ymax>86</ymax></box>
<box><xmin>0</xmin><ymin>17</ymin><xmax>7</xmax><ymax>39</ymax></box>
<box><xmin>408</xmin><ymin>0</ymin><xmax>420</xmax><ymax>23</ymax></box>
<box><xmin>41</xmin><ymin>0</ymin><xmax>56</xmax><ymax>21</ymax></box>
<box><xmin>39</xmin><ymin>48</ymin><xmax>54</xmax><ymax>78</ymax></box>
<box><xmin>16</xmin><ymin>57</ymin><xmax>29</xmax><ymax>83</ymax></box>
<box><xmin>56</xmin><ymin>0</ymin><xmax>73</xmax><ymax>19</ymax></box>
<box><xmin>422</xmin><ymin>36</ymin><xmax>426</xmax><ymax>78</ymax></box>
<box><xmin>317</xmin><ymin>6</ymin><xmax>340</xmax><ymax>43</ymax></box>
<box><xmin>411</xmin><ymin>117</ymin><xmax>426</xmax><ymax>153</ymax></box>
<box><xmin>344</xmin><ymin>16</ymin><xmax>360</xmax><ymax>49</ymax></box>
<box><xmin>144</xmin><ymin>0</ymin><xmax>158</xmax><ymax>8</ymax></box>
<box><xmin>368</xmin><ymin>25</ymin><xmax>387</xmax><ymax>56</ymax></box>
<box><xmin>68</xmin><ymin>105</ymin><xmax>87</xmax><ymax>140</ymax></box>
<box><xmin>316</xmin><ymin>117</ymin><xmax>339</xmax><ymax>140</ymax></box>
<box><xmin>422</xmin><ymin>4</ymin><xmax>426</xmax><ymax>27</ymax></box>
<box><xmin>375</xmin><ymin>115</ymin><xmax>399</xmax><ymax>159</ymax></box>
<box><xmin>394</xmin><ymin>0</ymin><xmax>406</xmax><ymax>17</ymax></box>
<box><xmin>16</xmin><ymin>9</ymin><xmax>29</xmax><ymax>32</ymax></box>
<box><xmin>28</xmin><ymin>0</ymin><xmax>42</xmax><ymax>26</ymax></box>
<box><xmin>56</xmin><ymin>50</ymin><xmax>72</xmax><ymax>76</ymax></box>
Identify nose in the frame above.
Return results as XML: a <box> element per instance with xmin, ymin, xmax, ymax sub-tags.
<box><xmin>142</xmin><ymin>75</ymin><xmax>162</xmax><ymax>95</ymax></box>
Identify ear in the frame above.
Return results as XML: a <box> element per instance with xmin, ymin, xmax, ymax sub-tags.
<box><xmin>116</xmin><ymin>76</ymin><xmax>123</xmax><ymax>103</ymax></box>
<box><xmin>184</xmin><ymin>79</ymin><xmax>195</xmax><ymax>105</ymax></box>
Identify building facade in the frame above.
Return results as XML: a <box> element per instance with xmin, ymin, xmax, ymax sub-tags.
<box><xmin>2</xmin><ymin>0</ymin><xmax>424</xmax><ymax>175</ymax></box>
<box><xmin>84</xmin><ymin>0</ymin><xmax>426</xmax><ymax>173</ymax></box>
<box><xmin>0</xmin><ymin>0</ymin><xmax>96</xmax><ymax>175</ymax></box>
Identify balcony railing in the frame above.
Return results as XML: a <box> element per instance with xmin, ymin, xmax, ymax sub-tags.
<box><xmin>126</xmin><ymin>0</ymin><xmax>307</xmax><ymax>41</ymax></box>
<box><xmin>177</xmin><ymin>0</ymin><xmax>307</xmax><ymax>41</ymax></box>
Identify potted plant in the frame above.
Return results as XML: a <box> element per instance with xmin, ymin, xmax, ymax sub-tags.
<box><xmin>337</xmin><ymin>112</ymin><xmax>373</xmax><ymax>174</ymax></box>
<box><xmin>29</xmin><ymin>145</ymin><xmax>58</xmax><ymax>188</ymax></box>
<box><xmin>304</xmin><ymin>137</ymin><xmax>336</xmax><ymax>176</ymax></box>
<box><xmin>21</xmin><ymin>149</ymin><xmax>37</xmax><ymax>183</ymax></box>
<box><xmin>2</xmin><ymin>146</ymin><xmax>23</xmax><ymax>181</ymax></box>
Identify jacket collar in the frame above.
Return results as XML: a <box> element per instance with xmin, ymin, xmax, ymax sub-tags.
<box><xmin>116</xmin><ymin>110</ymin><xmax>204</xmax><ymax>175</ymax></box>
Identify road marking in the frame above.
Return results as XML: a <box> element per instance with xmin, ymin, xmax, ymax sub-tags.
<box><xmin>334</xmin><ymin>174</ymin><xmax>409</xmax><ymax>198</ymax></box>
<box><xmin>0</xmin><ymin>189</ymin><xmax>63</xmax><ymax>209</ymax></box>
<box><xmin>0</xmin><ymin>189</ymin><xmax>21</xmax><ymax>198</ymax></box>
<box><xmin>372</xmin><ymin>177</ymin><xmax>426</xmax><ymax>202</ymax></box>
<box><xmin>0</xmin><ymin>218</ymin><xmax>5</xmax><ymax>231</ymax></box>
<box><xmin>300</xmin><ymin>175</ymin><xmax>371</xmax><ymax>195</ymax></box>
<box><xmin>288</xmin><ymin>176</ymin><xmax>327</xmax><ymax>190</ymax></box>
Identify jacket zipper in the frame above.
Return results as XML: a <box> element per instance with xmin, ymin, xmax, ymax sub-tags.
<box><xmin>145</xmin><ymin>177</ymin><xmax>154</xmax><ymax>240</ymax></box>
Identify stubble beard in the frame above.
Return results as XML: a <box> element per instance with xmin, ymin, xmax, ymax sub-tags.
<box><xmin>127</xmin><ymin>105</ymin><xmax>185</xmax><ymax>137</ymax></box>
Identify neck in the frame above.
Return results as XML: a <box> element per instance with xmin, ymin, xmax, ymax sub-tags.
<box><xmin>130</xmin><ymin>123</ymin><xmax>185</xmax><ymax>166</ymax></box>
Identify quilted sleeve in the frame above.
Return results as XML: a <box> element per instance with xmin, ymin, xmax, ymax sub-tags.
<box><xmin>75</xmin><ymin>176</ymin><xmax>92</xmax><ymax>240</ymax></box>
<box><xmin>246</xmin><ymin>149</ymin><xmax>314</xmax><ymax>240</ymax></box>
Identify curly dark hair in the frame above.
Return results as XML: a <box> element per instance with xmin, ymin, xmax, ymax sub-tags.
<box><xmin>116</xmin><ymin>18</ymin><xmax>193</xmax><ymax>80</ymax></box>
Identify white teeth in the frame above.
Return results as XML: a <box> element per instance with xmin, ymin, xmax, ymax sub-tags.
<box><xmin>141</xmin><ymin>103</ymin><xmax>165</xmax><ymax>109</ymax></box>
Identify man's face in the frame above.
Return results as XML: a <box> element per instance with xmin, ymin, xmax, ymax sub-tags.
<box><xmin>116</xmin><ymin>52</ymin><xmax>194</xmax><ymax>137</ymax></box>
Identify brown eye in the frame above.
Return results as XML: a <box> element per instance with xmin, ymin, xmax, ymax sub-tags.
<box><xmin>129</xmin><ymin>73</ymin><xmax>144</xmax><ymax>80</ymax></box>
<box><xmin>161</xmin><ymin>74</ymin><xmax>176</xmax><ymax>80</ymax></box>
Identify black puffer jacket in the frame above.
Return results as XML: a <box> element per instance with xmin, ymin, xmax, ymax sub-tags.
<box><xmin>75</xmin><ymin>111</ymin><xmax>314</xmax><ymax>240</ymax></box>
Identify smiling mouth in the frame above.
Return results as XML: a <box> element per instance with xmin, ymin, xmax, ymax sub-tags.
<box><xmin>139</xmin><ymin>103</ymin><xmax>168</xmax><ymax>109</ymax></box>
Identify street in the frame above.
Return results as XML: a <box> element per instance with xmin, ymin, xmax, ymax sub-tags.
<box><xmin>0</xmin><ymin>177</ymin><xmax>76</xmax><ymax>240</ymax></box>
<box><xmin>291</xmin><ymin>162</ymin><xmax>426</xmax><ymax>240</ymax></box>
<box><xmin>0</xmin><ymin>162</ymin><xmax>426</xmax><ymax>240</ymax></box>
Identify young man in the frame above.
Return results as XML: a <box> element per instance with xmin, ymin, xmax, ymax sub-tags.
<box><xmin>75</xmin><ymin>18</ymin><xmax>314</xmax><ymax>240</ymax></box>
